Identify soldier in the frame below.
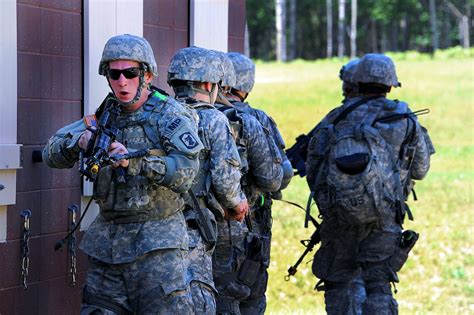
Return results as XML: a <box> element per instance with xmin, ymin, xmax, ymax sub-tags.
<box><xmin>42</xmin><ymin>34</ymin><xmax>202</xmax><ymax>314</ymax></box>
<box><xmin>213</xmin><ymin>52</ymin><xmax>284</xmax><ymax>315</ymax></box>
<box><xmin>167</xmin><ymin>46</ymin><xmax>249</xmax><ymax>314</ymax></box>
<box><xmin>340</xmin><ymin>58</ymin><xmax>360</xmax><ymax>100</ymax></box>
<box><xmin>306</xmin><ymin>53</ymin><xmax>435</xmax><ymax>314</ymax></box>
<box><xmin>223</xmin><ymin>52</ymin><xmax>293</xmax><ymax>315</ymax></box>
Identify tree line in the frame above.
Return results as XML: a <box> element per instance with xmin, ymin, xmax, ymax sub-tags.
<box><xmin>246</xmin><ymin>0</ymin><xmax>472</xmax><ymax>61</ymax></box>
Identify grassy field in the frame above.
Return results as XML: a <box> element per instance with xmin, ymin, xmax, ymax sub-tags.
<box><xmin>247</xmin><ymin>50</ymin><xmax>474</xmax><ymax>314</ymax></box>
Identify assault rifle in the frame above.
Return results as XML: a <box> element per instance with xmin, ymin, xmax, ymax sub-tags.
<box><xmin>79</xmin><ymin>95</ymin><xmax>125</xmax><ymax>183</ymax></box>
<box><xmin>285</xmin><ymin>210</ymin><xmax>321</xmax><ymax>281</ymax></box>
<box><xmin>285</xmin><ymin>126</ymin><xmax>318</xmax><ymax>178</ymax></box>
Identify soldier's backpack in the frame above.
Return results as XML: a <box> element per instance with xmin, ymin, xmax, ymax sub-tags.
<box><xmin>309</xmin><ymin>96</ymin><xmax>412</xmax><ymax>226</ymax></box>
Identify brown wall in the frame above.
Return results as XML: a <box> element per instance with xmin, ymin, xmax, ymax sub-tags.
<box><xmin>0</xmin><ymin>1</ymin><xmax>86</xmax><ymax>314</ymax></box>
<box><xmin>144</xmin><ymin>0</ymin><xmax>247</xmax><ymax>94</ymax></box>
<box><xmin>144</xmin><ymin>0</ymin><xmax>190</xmax><ymax>94</ymax></box>
<box><xmin>0</xmin><ymin>1</ymin><xmax>245</xmax><ymax>313</ymax></box>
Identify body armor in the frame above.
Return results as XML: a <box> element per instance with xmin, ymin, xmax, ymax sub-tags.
<box><xmin>94</xmin><ymin>93</ymin><xmax>185</xmax><ymax>223</ymax></box>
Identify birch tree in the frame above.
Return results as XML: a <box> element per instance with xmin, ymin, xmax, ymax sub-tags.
<box><xmin>350</xmin><ymin>0</ymin><xmax>357</xmax><ymax>58</ymax></box>
<box><xmin>338</xmin><ymin>0</ymin><xmax>346</xmax><ymax>58</ymax></box>
<box><xmin>444</xmin><ymin>0</ymin><xmax>470</xmax><ymax>48</ymax></box>
<box><xmin>430</xmin><ymin>0</ymin><xmax>439</xmax><ymax>51</ymax></box>
<box><xmin>275</xmin><ymin>0</ymin><xmax>287</xmax><ymax>61</ymax></box>
<box><xmin>289</xmin><ymin>0</ymin><xmax>297</xmax><ymax>60</ymax></box>
<box><xmin>327</xmin><ymin>0</ymin><xmax>333</xmax><ymax>58</ymax></box>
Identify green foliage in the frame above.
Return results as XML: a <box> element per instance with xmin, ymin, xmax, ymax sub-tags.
<box><xmin>246</xmin><ymin>0</ymin><xmax>472</xmax><ymax>60</ymax></box>
<box><xmin>247</xmin><ymin>51</ymin><xmax>474</xmax><ymax>314</ymax></box>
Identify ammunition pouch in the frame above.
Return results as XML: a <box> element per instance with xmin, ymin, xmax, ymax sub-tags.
<box><xmin>238</xmin><ymin>235</ymin><xmax>270</xmax><ymax>287</ymax></box>
<box><xmin>238</xmin><ymin>258</ymin><xmax>261</xmax><ymax>287</ymax></box>
<box><xmin>389</xmin><ymin>230</ymin><xmax>419</xmax><ymax>272</ymax></box>
<box><xmin>312</xmin><ymin>240</ymin><xmax>335</xmax><ymax>281</ymax></box>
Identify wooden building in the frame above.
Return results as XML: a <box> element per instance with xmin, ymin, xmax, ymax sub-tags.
<box><xmin>0</xmin><ymin>0</ymin><xmax>246</xmax><ymax>313</ymax></box>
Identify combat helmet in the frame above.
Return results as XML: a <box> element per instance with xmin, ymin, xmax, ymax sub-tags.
<box><xmin>99</xmin><ymin>34</ymin><xmax>158</xmax><ymax>107</ymax></box>
<box><xmin>99</xmin><ymin>34</ymin><xmax>158</xmax><ymax>76</ymax></box>
<box><xmin>167</xmin><ymin>46</ymin><xmax>224</xmax><ymax>85</ymax></box>
<box><xmin>352</xmin><ymin>53</ymin><xmax>401</xmax><ymax>87</ymax></box>
<box><xmin>216</xmin><ymin>51</ymin><xmax>237</xmax><ymax>89</ymax></box>
<box><xmin>226</xmin><ymin>52</ymin><xmax>255</xmax><ymax>93</ymax></box>
<box><xmin>168</xmin><ymin>46</ymin><xmax>224</xmax><ymax>103</ymax></box>
<box><xmin>339</xmin><ymin>59</ymin><xmax>359</xmax><ymax>83</ymax></box>
<box><xmin>339</xmin><ymin>59</ymin><xmax>360</xmax><ymax>98</ymax></box>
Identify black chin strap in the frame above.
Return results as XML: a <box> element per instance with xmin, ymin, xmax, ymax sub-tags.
<box><xmin>230</xmin><ymin>88</ymin><xmax>246</xmax><ymax>102</ymax></box>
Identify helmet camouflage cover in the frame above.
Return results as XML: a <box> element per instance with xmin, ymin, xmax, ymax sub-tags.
<box><xmin>167</xmin><ymin>46</ymin><xmax>224</xmax><ymax>84</ymax></box>
<box><xmin>216</xmin><ymin>51</ymin><xmax>237</xmax><ymax>88</ymax></box>
<box><xmin>352</xmin><ymin>53</ymin><xmax>401</xmax><ymax>87</ymax></box>
<box><xmin>99</xmin><ymin>34</ymin><xmax>158</xmax><ymax>76</ymax></box>
<box><xmin>339</xmin><ymin>58</ymin><xmax>360</xmax><ymax>83</ymax></box>
<box><xmin>226</xmin><ymin>52</ymin><xmax>255</xmax><ymax>93</ymax></box>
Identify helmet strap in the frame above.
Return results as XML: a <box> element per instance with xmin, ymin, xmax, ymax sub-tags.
<box><xmin>230</xmin><ymin>88</ymin><xmax>247</xmax><ymax>102</ymax></box>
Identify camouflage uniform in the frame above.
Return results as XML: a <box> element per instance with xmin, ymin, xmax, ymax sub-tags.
<box><xmin>306</xmin><ymin>54</ymin><xmax>435</xmax><ymax>315</ymax></box>
<box><xmin>43</xmin><ymin>34</ymin><xmax>202</xmax><ymax>314</ymax></box>
<box><xmin>213</xmin><ymin>53</ymin><xmax>284</xmax><ymax>315</ymax></box>
<box><xmin>225</xmin><ymin>52</ymin><xmax>293</xmax><ymax>315</ymax></box>
<box><xmin>168</xmin><ymin>46</ymin><xmax>247</xmax><ymax>314</ymax></box>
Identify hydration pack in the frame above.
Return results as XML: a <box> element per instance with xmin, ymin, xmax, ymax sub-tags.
<box><xmin>310</xmin><ymin>96</ymin><xmax>415</xmax><ymax>225</ymax></box>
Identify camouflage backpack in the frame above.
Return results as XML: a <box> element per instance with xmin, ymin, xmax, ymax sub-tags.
<box><xmin>310</xmin><ymin>96</ymin><xmax>408</xmax><ymax>225</ymax></box>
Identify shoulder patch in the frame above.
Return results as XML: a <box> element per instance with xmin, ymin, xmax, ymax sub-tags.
<box><xmin>179</xmin><ymin>132</ymin><xmax>199</xmax><ymax>149</ymax></box>
<box><xmin>167</xmin><ymin>118</ymin><xmax>183</xmax><ymax>133</ymax></box>
<box><xmin>83</xmin><ymin>115</ymin><xmax>97</xmax><ymax>128</ymax></box>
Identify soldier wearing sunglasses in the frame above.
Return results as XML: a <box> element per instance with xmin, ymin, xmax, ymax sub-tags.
<box><xmin>42</xmin><ymin>34</ymin><xmax>203</xmax><ymax>314</ymax></box>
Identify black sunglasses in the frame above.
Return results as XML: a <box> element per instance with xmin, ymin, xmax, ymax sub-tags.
<box><xmin>106</xmin><ymin>67</ymin><xmax>141</xmax><ymax>80</ymax></box>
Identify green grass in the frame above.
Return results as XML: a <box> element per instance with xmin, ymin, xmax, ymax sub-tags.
<box><xmin>247</xmin><ymin>52</ymin><xmax>474</xmax><ymax>314</ymax></box>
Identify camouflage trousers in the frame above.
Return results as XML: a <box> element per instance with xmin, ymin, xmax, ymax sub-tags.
<box><xmin>313</xmin><ymin>216</ymin><xmax>401</xmax><ymax>315</ymax></box>
<box><xmin>186</xmin><ymin>218</ymin><xmax>217</xmax><ymax>314</ymax></box>
<box><xmin>80</xmin><ymin>249</ymin><xmax>193</xmax><ymax>315</ymax></box>
<box><xmin>190</xmin><ymin>281</ymin><xmax>216</xmax><ymax>314</ymax></box>
<box><xmin>213</xmin><ymin>220</ymin><xmax>249</xmax><ymax>315</ymax></box>
<box><xmin>240</xmin><ymin>202</ymin><xmax>272</xmax><ymax>315</ymax></box>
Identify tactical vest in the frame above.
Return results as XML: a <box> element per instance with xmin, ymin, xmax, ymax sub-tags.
<box><xmin>215</xmin><ymin>103</ymin><xmax>254</xmax><ymax>201</ymax></box>
<box><xmin>188</xmin><ymin>102</ymin><xmax>215</xmax><ymax>200</ymax></box>
<box><xmin>178</xmin><ymin>100</ymin><xmax>226</xmax><ymax>220</ymax></box>
<box><xmin>231</xmin><ymin>100</ymin><xmax>293</xmax><ymax>190</ymax></box>
<box><xmin>93</xmin><ymin>92</ymin><xmax>185</xmax><ymax>223</ymax></box>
